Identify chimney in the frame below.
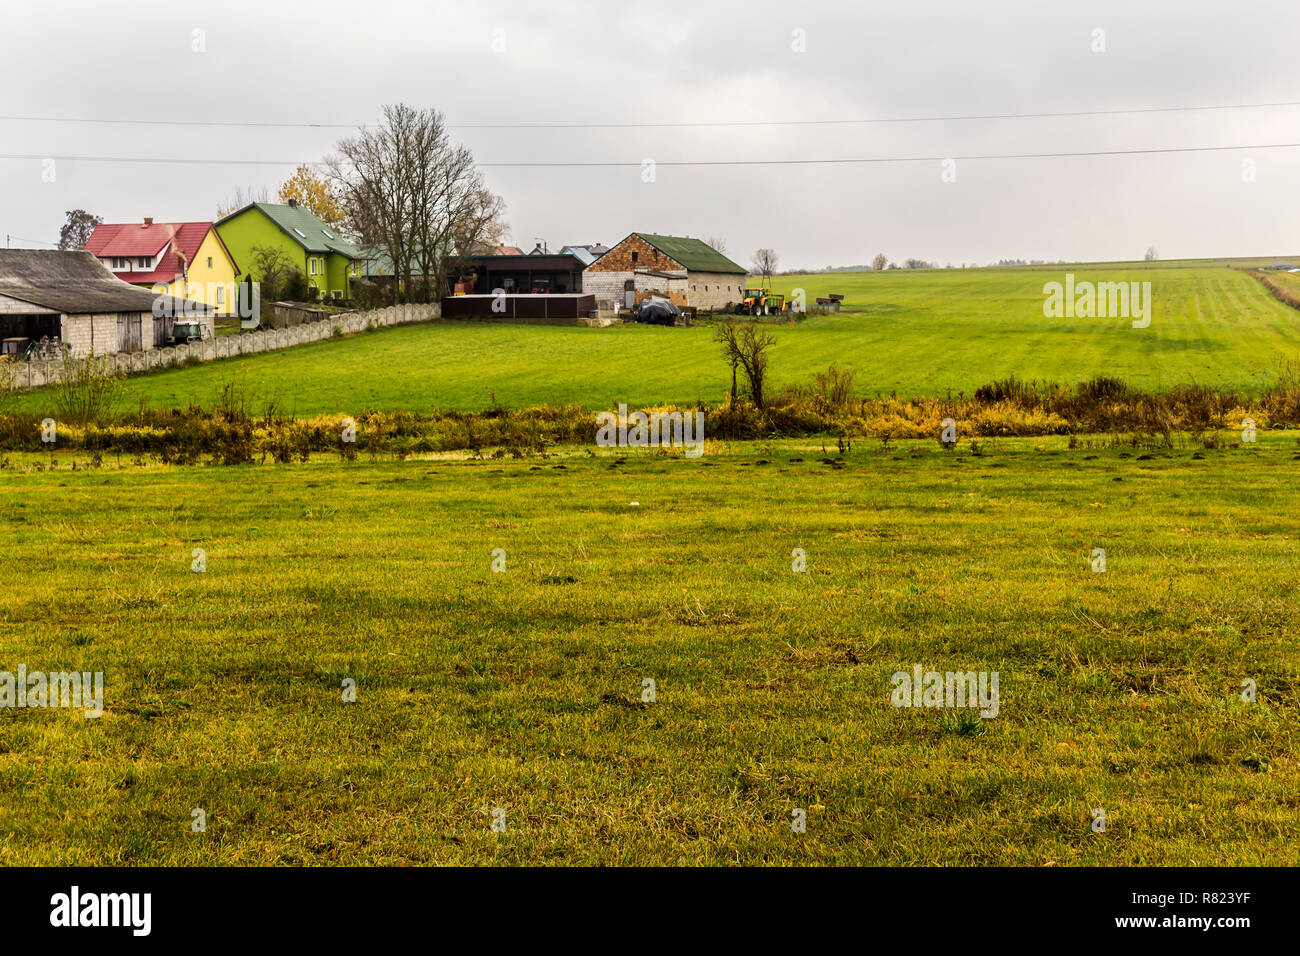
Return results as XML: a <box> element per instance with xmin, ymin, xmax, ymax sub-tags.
<box><xmin>287</xmin><ymin>198</ymin><xmax>298</xmax><ymax>208</ymax></box>
<box><xmin>144</xmin><ymin>217</ymin><xmax>153</xmax><ymax>226</ymax></box>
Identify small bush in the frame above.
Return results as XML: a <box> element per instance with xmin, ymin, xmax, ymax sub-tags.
<box><xmin>53</xmin><ymin>352</ymin><xmax>123</xmax><ymax>425</ymax></box>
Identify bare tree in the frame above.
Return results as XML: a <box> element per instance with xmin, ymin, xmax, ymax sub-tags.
<box><xmin>714</xmin><ymin>322</ymin><xmax>741</xmax><ymax>404</ymax></box>
<box><xmin>58</xmin><ymin>209</ymin><xmax>101</xmax><ymax>250</ymax></box>
<box><xmin>329</xmin><ymin>104</ymin><xmax>507</xmax><ymax>303</ymax></box>
<box><xmin>217</xmin><ymin>186</ymin><xmax>270</xmax><ymax>219</ymax></box>
<box><xmin>705</xmin><ymin>236</ymin><xmax>728</xmax><ymax>255</ymax></box>
<box><xmin>715</xmin><ymin>320</ymin><xmax>776</xmax><ymax>409</ymax></box>
<box><xmin>1144</xmin><ymin>246</ymin><xmax>1159</xmax><ymax>261</ymax></box>
<box><xmin>872</xmin><ymin>252</ymin><xmax>888</xmax><ymax>271</ymax></box>
<box><xmin>752</xmin><ymin>248</ymin><xmax>778</xmax><ymax>286</ymax></box>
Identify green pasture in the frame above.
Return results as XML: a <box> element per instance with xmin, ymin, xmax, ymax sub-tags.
<box><xmin>9</xmin><ymin>263</ymin><xmax>1300</xmax><ymax>417</ymax></box>
<box><xmin>0</xmin><ymin>436</ymin><xmax>1296</xmax><ymax>864</ymax></box>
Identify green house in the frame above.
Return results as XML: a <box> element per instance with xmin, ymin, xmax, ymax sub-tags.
<box><xmin>215</xmin><ymin>200</ymin><xmax>362</xmax><ymax>302</ymax></box>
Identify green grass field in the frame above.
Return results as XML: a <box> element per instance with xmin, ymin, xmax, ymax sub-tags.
<box><xmin>10</xmin><ymin>263</ymin><xmax>1300</xmax><ymax>418</ymax></box>
<box><xmin>2</xmin><ymin>437</ymin><xmax>1296</xmax><ymax>864</ymax></box>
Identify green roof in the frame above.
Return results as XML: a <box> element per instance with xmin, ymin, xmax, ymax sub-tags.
<box><xmin>634</xmin><ymin>233</ymin><xmax>746</xmax><ymax>274</ymax></box>
<box><xmin>218</xmin><ymin>202</ymin><xmax>361</xmax><ymax>259</ymax></box>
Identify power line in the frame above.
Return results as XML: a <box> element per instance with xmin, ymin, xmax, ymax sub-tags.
<box><xmin>0</xmin><ymin>116</ymin><xmax>363</xmax><ymax>130</ymax></box>
<box><xmin>481</xmin><ymin>142</ymin><xmax>1300</xmax><ymax>166</ymax></box>
<box><xmin>455</xmin><ymin>99</ymin><xmax>1300</xmax><ymax>129</ymax></box>
<box><xmin>2</xmin><ymin>141</ymin><xmax>1299</xmax><ymax>169</ymax></box>
<box><xmin>0</xmin><ymin>153</ymin><xmax>315</xmax><ymax>167</ymax></box>
<box><xmin>2</xmin><ymin>98</ymin><xmax>1300</xmax><ymax>131</ymax></box>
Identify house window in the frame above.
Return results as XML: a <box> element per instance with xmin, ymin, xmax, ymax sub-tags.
<box><xmin>631</xmin><ymin>251</ymin><xmax>638</xmax><ymax>264</ymax></box>
<box><xmin>207</xmin><ymin>257</ymin><xmax>213</xmax><ymax>268</ymax></box>
<box><xmin>138</xmin><ymin>256</ymin><xmax>150</xmax><ymax>268</ymax></box>
<box><xmin>216</xmin><ymin>286</ymin><xmax>225</xmax><ymax>305</ymax></box>
<box><xmin>309</xmin><ymin>258</ymin><xmax>319</xmax><ymax>275</ymax></box>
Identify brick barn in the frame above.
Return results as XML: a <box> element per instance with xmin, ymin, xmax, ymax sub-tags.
<box><xmin>0</xmin><ymin>250</ymin><xmax>209</xmax><ymax>357</ymax></box>
<box><xmin>582</xmin><ymin>233</ymin><xmax>746</xmax><ymax>312</ymax></box>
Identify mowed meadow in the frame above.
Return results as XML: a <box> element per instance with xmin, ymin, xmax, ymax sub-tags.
<box><xmin>0</xmin><ymin>438</ymin><xmax>1297</xmax><ymax>865</ymax></box>
<box><xmin>9</xmin><ymin>262</ymin><xmax>1300</xmax><ymax>418</ymax></box>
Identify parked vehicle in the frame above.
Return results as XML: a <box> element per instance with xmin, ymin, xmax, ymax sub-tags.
<box><xmin>167</xmin><ymin>321</ymin><xmax>205</xmax><ymax>346</ymax></box>
<box><xmin>736</xmin><ymin>287</ymin><xmax>785</xmax><ymax>316</ymax></box>
<box><xmin>1</xmin><ymin>337</ymin><xmax>32</xmax><ymax>359</ymax></box>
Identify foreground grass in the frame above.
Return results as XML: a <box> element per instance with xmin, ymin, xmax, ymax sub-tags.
<box><xmin>9</xmin><ymin>263</ymin><xmax>1300</xmax><ymax>418</ymax></box>
<box><xmin>0</xmin><ymin>437</ymin><xmax>1297</xmax><ymax>865</ymax></box>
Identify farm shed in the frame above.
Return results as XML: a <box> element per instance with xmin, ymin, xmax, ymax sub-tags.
<box><xmin>463</xmin><ymin>252</ymin><xmax>587</xmax><ymax>294</ymax></box>
<box><xmin>0</xmin><ymin>250</ymin><xmax>210</xmax><ymax>357</ymax></box>
<box><xmin>583</xmin><ymin>233</ymin><xmax>746</xmax><ymax>312</ymax></box>
<box><xmin>440</xmin><ymin>292</ymin><xmax>596</xmax><ymax>320</ymax></box>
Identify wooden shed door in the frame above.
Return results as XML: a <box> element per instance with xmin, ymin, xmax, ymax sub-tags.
<box><xmin>153</xmin><ymin>314</ymin><xmax>173</xmax><ymax>348</ymax></box>
<box><xmin>117</xmin><ymin>313</ymin><xmax>142</xmax><ymax>353</ymax></box>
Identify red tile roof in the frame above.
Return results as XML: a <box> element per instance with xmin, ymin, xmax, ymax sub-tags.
<box><xmin>83</xmin><ymin>221</ymin><xmax>237</xmax><ymax>285</ymax></box>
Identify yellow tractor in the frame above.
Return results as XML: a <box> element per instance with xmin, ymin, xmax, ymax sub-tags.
<box><xmin>737</xmin><ymin>287</ymin><xmax>785</xmax><ymax>316</ymax></box>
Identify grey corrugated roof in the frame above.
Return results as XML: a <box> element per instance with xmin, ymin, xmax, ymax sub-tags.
<box><xmin>0</xmin><ymin>249</ymin><xmax>197</xmax><ymax>314</ymax></box>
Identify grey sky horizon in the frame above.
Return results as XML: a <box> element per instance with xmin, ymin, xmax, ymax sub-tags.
<box><xmin>2</xmin><ymin>0</ymin><xmax>1298</xmax><ymax>270</ymax></box>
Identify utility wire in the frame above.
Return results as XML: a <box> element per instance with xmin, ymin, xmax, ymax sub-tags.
<box><xmin>456</xmin><ymin>100</ymin><xmax>1300</xmax><ymax>129</ymax></box>
<box><xmin>1</xmin><ymin>141</ymin><xmax>1299</xmax><ymax>168</ymax></box>
<box><xmin>2</xmin><ymin>98</ymin><xmax>1300</xmax><ymax>131</ymax></box>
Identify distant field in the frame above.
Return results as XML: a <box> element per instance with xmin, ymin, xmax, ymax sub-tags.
<box><xmin>0</xmin><ymin>438</ymin><xmax>1295</xmax><ymax>864</ymax></box>
<box><xmin>11</xmin><ymin>263</ymin><xmax>1300</xmax><ymax>416</ymax></box>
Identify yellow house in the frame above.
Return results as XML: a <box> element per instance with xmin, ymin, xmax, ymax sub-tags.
<box><xmin>84</xmin><ymin>218</ymin><xmax>241</xmax><ymax>317</ymax></box>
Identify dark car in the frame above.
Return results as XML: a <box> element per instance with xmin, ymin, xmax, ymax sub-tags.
<box><xmin>167</xmin><ymin>321</ymin><xmax>205</xmax><ymax>346</ymax></box>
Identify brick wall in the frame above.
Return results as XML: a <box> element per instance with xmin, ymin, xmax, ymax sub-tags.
<box><xmin>686</xmin><ymin>271</ymin><xmax>746</xmax><ymax>310</ymax></box>
<box><xmin>0</xmin><ymin>294</ymin><xmax>47</xmax><ymax>314</ymax></box>
<box><xmin>585</xmin><ymin>235</ymin><xmax>683</xmax><ymax>273</ymax></box>
<box><xmin>60</xmin><ymin>313</ymin><xmax>123</xmax><ymax>357</ymax></box>
<box><xmin>582</xmin><ymin>270</ymin><xmax>629</xmax><ymax>310</ymax></box>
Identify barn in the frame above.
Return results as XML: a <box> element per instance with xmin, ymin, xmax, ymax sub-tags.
<box><xmin>0</xmin><ymin>250</ymin><xmax>209</xmax><ymax>358</ymax></box>
<box><xmin>582</xmin><ymin>233</ymin><xmax>747</xmax><ymax>312</ymax></box>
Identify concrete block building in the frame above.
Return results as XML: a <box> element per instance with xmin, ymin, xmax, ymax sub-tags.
<box><xmin>0</xmin><ymin>250</ymin><xmax>209</xmax><ymax>357</ymax></box>
<box><xmin>582</xmin><ymin>233</ymin><xmax>746</xmax><ymax>312</ymax></box>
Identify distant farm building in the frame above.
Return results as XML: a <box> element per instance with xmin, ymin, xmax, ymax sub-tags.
<box><xmin>582</xmin><ymin>233</ymin><xmax>746</xmax><ymax>312</ymax></box>
<box><xmin>364</xmin><ymin>249</ymin><xmax>588</xmax><ymax>298</ymax></box>
<box><xmin>0</xmin><ymin>250</ymin><xmax>210</xmax><ymax>357</ymax></box>
<box><xmin>559</xmin><ymin>243</ymin><xmax>610</xmax><ymax>267</ymax></box>
<box><xmin>463</xmin><ymin>251</ymin><xmax>587</xmax><ymax>294</ymax></box>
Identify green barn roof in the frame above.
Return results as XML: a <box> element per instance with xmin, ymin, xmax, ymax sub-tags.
<box><xmin>633</xmin><ymin>233</ymin><xmax>746</xmax><ymax>274</ymax></box>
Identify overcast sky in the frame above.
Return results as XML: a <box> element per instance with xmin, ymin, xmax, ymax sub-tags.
<box><xmin>3</xmin><ymin>0</ymin><xmax>1298</xmax><ymax>269</ymax></box>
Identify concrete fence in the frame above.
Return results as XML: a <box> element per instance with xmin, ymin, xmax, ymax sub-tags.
<box><xmin>10</xmin><ymin>303</ymin><xmax>440</xmax><ymax>390</ymax></box>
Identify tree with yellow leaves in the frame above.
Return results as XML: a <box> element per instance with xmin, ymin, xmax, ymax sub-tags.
<box><xmin>277</xmin><ymin>164</ymin><xmax>345</xmax><ymax>229</ymax></box>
